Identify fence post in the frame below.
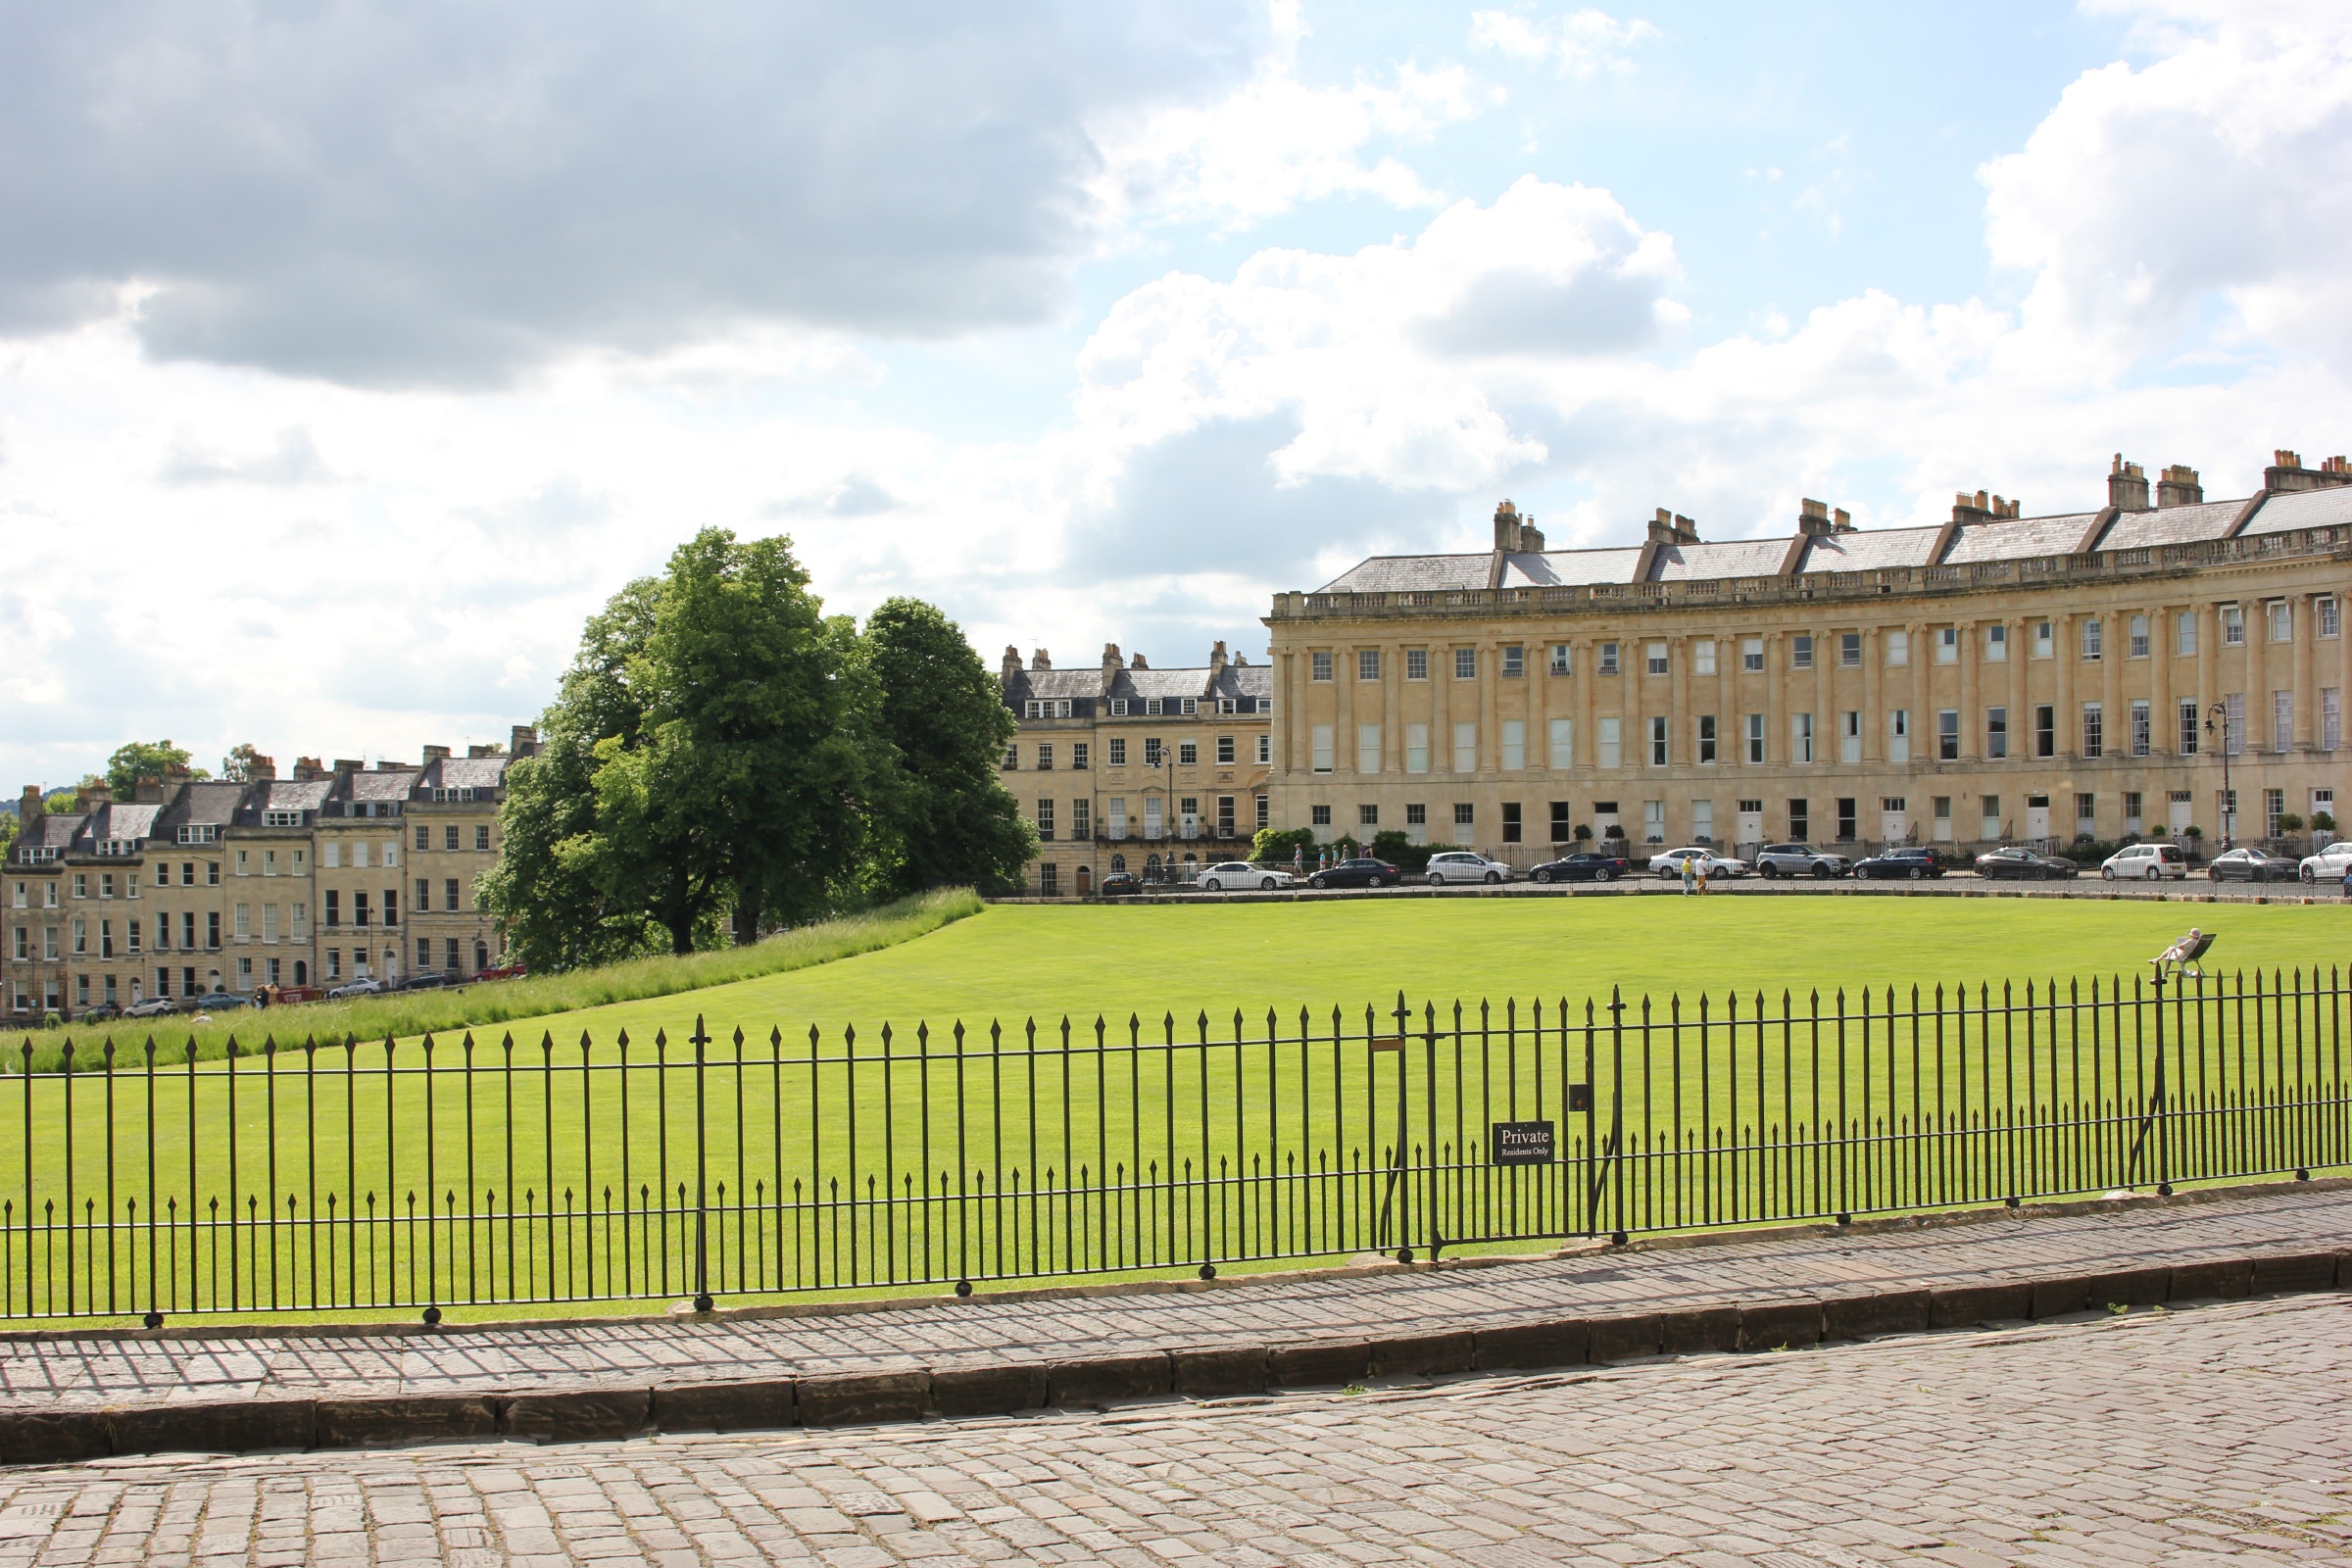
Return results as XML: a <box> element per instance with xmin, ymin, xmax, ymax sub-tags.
<box><xmin>692</xmin><ymin>1014</ymin><xmax>712</xmax><ymax>1312</ymax></box>
<box><xmin>1423</xmin><ymin>996</ymin><xmax>1442</xmax><ymax>1262</ymax></box>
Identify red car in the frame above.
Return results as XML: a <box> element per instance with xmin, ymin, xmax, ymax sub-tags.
<box><xmin>471</xmin><ymin>963</ymin><xmax>527</xmax><ymax>982</ymax></box>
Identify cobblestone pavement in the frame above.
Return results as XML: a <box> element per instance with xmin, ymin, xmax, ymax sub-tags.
<box><xmin>0</xmin><ymin>1293</ymin><xmax>2344</xmax><ymax>1565</ymax></box>
<box><xmin>8</xmin><ymin>1184</ymin><xmax>2348</xmax><ymax>1413</ymax></box>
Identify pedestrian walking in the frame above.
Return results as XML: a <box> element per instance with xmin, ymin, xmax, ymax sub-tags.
<box><xmin>1681</xmin><ymin>854</ymin><xmax>1696</xmax><ymax>895</ymax></box>
<box><xmin>1696</xmin><ymin>858</ymin><xmax>1711</xmax><ymax>896</ymax></box>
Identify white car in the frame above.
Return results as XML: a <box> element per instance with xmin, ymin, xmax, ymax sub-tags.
<box><xmin>1425</xmin><ymin>851</ymin><xmax>1515</xmax><ymax>885</ymax></box>
<box><xmin>1648</xmin><ymin>846</ymin><xmax>1749</xmax><ymax>879</ymax></box>
<box><xmin>1197</xmin><ymin>861</ymin><xmax>1296</xmax><ymax>892</ymax></box>
<box><xmin>326</xmin><ymin>978</ymin><xmax>385</xmax><ymax>1001</ymax></box>
<box><xmin>2100</xmin><ymin>842</ymin><xmax>2187</xmax><ymax>880</ymax></box>
<box><xmin>2298</xmin><ymin>842</ymin><xmax>2352</xmax><ymax>883</ymax></box>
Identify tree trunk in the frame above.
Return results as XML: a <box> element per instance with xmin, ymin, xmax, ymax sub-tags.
<box><xmin>667</xmin><ymin>915</ymin><xmax>697</xmax><ymax>956</ymax></box>
<box><xmin>732</xmin><ymin>887</ymin><xmax>761</xmax><ymax>946</ymax></box>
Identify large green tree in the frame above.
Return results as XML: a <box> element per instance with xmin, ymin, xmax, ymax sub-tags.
<box><xmin>863</xmin><ymin>598</ymin><xmax>1033</xmax><ymax>898</ymax></box>
<box><xmin>105</xmin><ymin>740</ymin><xmax>203</xmax><ymax>799</ymax></box>
<box><xmin>482</xmin><ymin>529</ymin><xmax>889</xmax><ymax>962</ymax></box>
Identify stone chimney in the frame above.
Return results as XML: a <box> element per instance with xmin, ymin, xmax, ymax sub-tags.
<box><xmin>1001</xmin><ymin>645</ymin><xmax>1020</xmax><ymax>678</ymax></box>
<box><xmin>2157</xmin><ymin>464</ymin><xmax>2203</xmax><ymax>508</ymax></box>
<box><xmin>75</xmin><ymin>782</ymin><xmax>111</xmax><ymax>811</ymax></box>
<box><xmin>19</xmin><ymin>785</ymin><xmax>42</xmax><ymax>822</ymax></box>
<box><xmin>1492</xmin><ymin>499</ymin><xmax>1545</xmax><ymax>554</ymax></box>
<box><xmin>422</xmin><ymin>744</ymin><xmax>452</xmax><ymax>764</ymax></box>
<box><xmin>333</xmin><ymin>759</ymin><xmax>364</xmax><ymax>774</ymax></box>
<box><xmin>1102</xmin><ymin>643</ymin><xmax>1122</xmax><ymax>674</ymax></box>
<box><xmin>163</xmin><ymin>762</ymin><xmax>192</xmax><ymax>785</ymax></box>
<box><xmin>292</xmin><ymin>757</ymin><xmax>324</xmax><ymax>782</ymax></box>
<box><xmin>510</xmin><ymin>725</ymin><xmax>538</xmax><ymax>758</ymax></box>
<box><xmin>1833</xmin><ymin>508</ymin><xmax>1854</xmax><ymax>533</ymax></box>
<box><xmin>1797</xmin><ymin>498</ymin><xmax>1836</xmax><ymax>537</ymax></box>
<box><xmin>1209</xmin><ymin>640</ymin><xmax>1228</xmax><ymax>676</ymax></box>
<box><xmin>467</xmin><ymin>744</ymin><xmax>498</xmax><ymax>758</ymax></box>
<box><xmin>2109</xmin><ymin>454</ymin><xmax>2151</xmax><ymax>511</ymax></box>
<box><xmin>1029</xmin><ymin>648</ymin><xmax>1052</xmax><ymax>671</ymax></box>
<box><xmin>247</xmin><ymin>755</ymin><xmax>276</xmax><ymax>782</ymax></box>
<box><xmin>134</xmin><ymin>776</ymin><xmax>164</xmax><ymax>804</ymax></box>
<box><xmin>2263</xmin><ymin>450</ymin><xmax>2352</xmax><ymax>494</ymax></box>
<box><xmin>1130</xmin><ymin>652</ymin><xmax>1149</xmax><ymax>669</ymax></box>
<box><xmin>1646</xmin><ymin>508</ymin><xmax>1701</xmax><ymax>546</ymax></box>
<box><xmin>1949</xmin><ymin>490</ymin><xmax>2020</xmax><ymax>527</ymax></box>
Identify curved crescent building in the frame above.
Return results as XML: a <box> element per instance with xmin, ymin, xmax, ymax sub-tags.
<box><xmin>1261</xmin><ymin>451</ymin><xmax>2352</xmax><ymax>861</ymax></box>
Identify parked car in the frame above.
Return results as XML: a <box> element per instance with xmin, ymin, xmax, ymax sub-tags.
<box><xmin>325</xmin><ymin>978</ymin><xmax>383</xmax><ymax>1001</ymax></box>
<box><xmin>1425</xmin><ymin>851</ymin><xmax>1516</xmax><ymax>885</ymax></box>
<box><xmin>1754</xmin><ymin>844</ymin><xmax>1850</xmax><ymax>879</ymax></box>
<box><xmin>2100</xmin><ymin>842</ymin><xmax>2188</xmax><ymax>881</ymax></box>
<box><xmin>1974</xmin><ymin>846</ymin><xmax>2080</xmax><ymax>881</ymax></box>
<box><xmin>1645</xmin><ymin>847</ymin><xmax>1748</xmax><ymax>879</ymax></box>
<box><xmin>1097</xmin><ymin>871</ymin><xmax>1142</xmax><ymax>897</ymax></box>
<box><xmin>1306</xmin><ymin>857</ymin><xmax>1402</xmax><ymax>890</ymax></box>
<box><xmin>471</xmin><ymin>964</ymin><xmax>526</xmax><ymax>981</ymax></box>
<box><xmin>193</xmin><ymin>990</ymin><xmax>254</xmax><ymax>1010</ymax></box>
<box><xmin>76</xmin><ymin>1003</ymin><xmax>122</xmax><ymax>1023</ymax></box>
<box><xmin>1527</xmin><ymin>852</ymin><xmax>1632</xmax><ymax>884</ymax></box>
<box><xmin>1854</xmin><ymin>847</ymin><xmax>1947</xmax><ymax>880</ymax></box>
<box><xmin>2298</xmin><ymin>842</ymin><xmax>2352</xmax><ymax>884</ymax></box>
<box><xmin>1198</xmin><ymin>860</ymin><xmax>1295</xmax><ymax>892</ymax></box>
<box><xmin>397</xmin><ymin>972</ymin><xmax>455</xmax><ymax>992</ymax></box>
<box><xmin>123</xmin><ymin>995</ymin><xmax>179</xmax><ymax>1019</ymax></box>
<box><xmin>2206</xmin><ymin>847</ymin><xmax>2300</xmax><ymax>884</ymax></box>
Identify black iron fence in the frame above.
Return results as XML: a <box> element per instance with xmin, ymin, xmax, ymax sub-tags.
<box><xmin>1</xmin><ymin>966</ymin><xmax>2346</xmax><ymax>1321</ymax></box>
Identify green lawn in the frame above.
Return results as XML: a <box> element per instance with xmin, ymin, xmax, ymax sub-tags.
<box><xmin>2</xmin><ymin>895</ymin><xmax>2344</xmax><ymax>1326</ymax></box>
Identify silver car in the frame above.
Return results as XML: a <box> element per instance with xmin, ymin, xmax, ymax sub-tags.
<box><xmin>1197</xmin><ymin>860</ymin><xmax>1296</xmax><ymax>892</ymax></box>
<box><xmin>1647</xmin><ymin>846</ymin><xmax>1749</xmax><ymax>879</ymax></box>
<box><xmin>1425</xmin><ymin>851</ymin><xmax>1515</xmax><ymax>885</ymax></box>
<box><xmin>2298</xmin><ymin>842</ymin><xmax>2352</xmax><ymax>884</ymax></box>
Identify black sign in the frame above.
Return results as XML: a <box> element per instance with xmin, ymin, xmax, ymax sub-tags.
<box><xmin>1492</xmin><ymin>1120</ymin><xmax>1555</xmax><ymax>1165</ymax></box>
<box><xmin>1567</xmin><ymin>1083</ymin><xmax>1592</xmax><ymax>1112</ymax></box>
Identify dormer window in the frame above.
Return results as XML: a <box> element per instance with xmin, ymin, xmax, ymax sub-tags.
<box><xmin>263</xmin><ymin>810</ymin><xmax>303</xmax><ymax>828</ymax></box>
<box><xmin>175</xmin><ymin>824</ymin><xmax>219</xmax><ymax>845</ymax></box>
<box><xmin>1109</xmin><ymin>698</ymin><xmax>1130</xmax><ymax>716</ymax></box>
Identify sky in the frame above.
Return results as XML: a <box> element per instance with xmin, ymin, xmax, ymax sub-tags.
<box><xmin>4</xmin><ymin>0</ymin><xmax>2352</xmax><ymax>791</ymax></box>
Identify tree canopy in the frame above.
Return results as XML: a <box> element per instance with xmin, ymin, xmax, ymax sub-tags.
<box><xmin>484</xmin><ymin>528</ymin><xmax>977</xmax><ymax>964</ymax></box>
<box><xmin>104</xmin><ymin>741</ymin><xmax>203</xmax><ymax>800</ymax></box>
<box><xmin>864</xmin><ymin>597</ymin><xmax>1033</xmax><ymax>899</ymax></box>
<box><xmin>220</xmin><ymin>743</ymin><xmax>267</xmax><ymax>782</ymax></box>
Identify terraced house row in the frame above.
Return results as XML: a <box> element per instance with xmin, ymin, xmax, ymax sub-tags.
<box><xmin>5</xmin><ymin>730</ymin><xmax>533</xmax><ymax>1018</ymax></box>
<box><xmin>1263</xmin><ymin>449</ymin><xmax>2352</xmax><ymax>862</ymax></box>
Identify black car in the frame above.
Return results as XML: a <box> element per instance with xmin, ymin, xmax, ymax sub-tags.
<box><xmin>1306</xmin><ymin>857</ymin><xmax>1402</xmax><ymax>890</ymax></box>
<box><xmin>2205</xmin><ymin>847</ymin><xmax>2299</xmax><ymax>883</ymax></box>
<box><xmin>397</xmin><ymin>972</ymin><xmax>455</xmax><ymax>992</ymax></box>
<box><xmin>76</xmin><ymin>1003</ymin><xmax>123</xmax><ymax>1023</ymax></box>
<box><xmin>1974</xmin><ymin>847</ymin><xmax>2079</xmax><ymax>881</ymax></box>
<box><xmin>1855</xmin><ymin>847</ymin><xmax>1946</xmax><ymax>880</ymax></box>
<box><xmin>1097</xmin><ymin>871</ymin><xmax>1141</xmax><ymax>897</ymax></box>
<box><xmin>1528</xmin><ymin>853</ymin><xmax>1632</xmax><ymax>884</ymax></box>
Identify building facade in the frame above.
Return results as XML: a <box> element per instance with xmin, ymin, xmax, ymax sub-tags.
<box><xmin>6</xmin><ymin>728</ymin><xmax>531</xmax><ymax>1019</ymax></box>
<box><xmin>999</xmin><ymin>643</ymin><xmax>1274</xmax><ymax>894</ymax></box>
<box><xmin>1264</xmin><ymin>451</ymin><xmax>2352</xmax><ymax>862</ymax></box>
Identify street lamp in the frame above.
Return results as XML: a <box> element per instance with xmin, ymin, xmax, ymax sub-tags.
<box><xmin>2201</xmin><ymin>699</ymin><xmax>2235</xmax><ymax>849</ymax></box>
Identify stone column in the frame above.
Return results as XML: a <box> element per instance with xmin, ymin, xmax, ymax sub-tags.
<box><xmin>1335</xmin><ymin>642</ymin><xmax>1355</xmax><ymax>778</ymax></box>
<box><xmin>1432</xmin><ymin>635</ymin><xmax>1451</xmax><ymax>777</ymax></box>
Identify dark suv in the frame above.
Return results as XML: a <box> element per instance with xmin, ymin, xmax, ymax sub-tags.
<box><xmin>1855</xmin><ymin>847</ymin><xmax>1946</xmax><ymax>880</ymax></box>
<box><xmin>1754</xmin><ymin>844</ymin><xmax>1850</xmax><ymax>879</ymax></box>
<box><xmin>1306</xmin><ymin>857</ymin><xmax>1402</xmax><ymax>890</ymax></box>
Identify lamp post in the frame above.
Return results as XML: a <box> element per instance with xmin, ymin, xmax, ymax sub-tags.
<box><xmin>2202</xmin><ymin>699</ymin><xmax>2235</xmax><ymax>849</ymax></box>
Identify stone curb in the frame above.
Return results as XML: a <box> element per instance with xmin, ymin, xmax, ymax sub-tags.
<box><xmin>9</xmin><ymin>1174</ymin><xmax>2344</xmax><ymax>1346</ymax></box>
<box><xmin>19</xmin><ymin>1245</ymin><xmax>2343</xmax><ymax>1464</ymax></box>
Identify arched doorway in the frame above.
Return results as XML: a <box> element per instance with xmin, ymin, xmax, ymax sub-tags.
<box><xmin>1144</xmin><ymin>853</ymin><xmax>1162</xmax><ymax>883</ymax></box>
<box><xmin>293</xmin><ymin>960</ymin><xmax>307</xmax><ymax>986</ymax></box>
<box><xmin>1182</xmin><ymin>852</ymin><xmax>1199</xmax><ymax>882</ymax></box>
<box><xmin>1110</xmin><ymin>854</ymin><xmax>1126</xmax><ymax>873</ymax></box>
<box><xmin>474</xmin><ymin>940</ymin><xmax>490</xmax><ymax>973</ymax></box>
<box><xmin>1075</xmin><ymin>864</ymin><xmax>1092</xmax><ymax>896</ymax></box>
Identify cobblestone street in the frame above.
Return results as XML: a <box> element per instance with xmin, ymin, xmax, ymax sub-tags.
<box><xmin>0</xmin><ymin>1293</ymin><xmax>2341</xmax><ymax>1566</ymax></box>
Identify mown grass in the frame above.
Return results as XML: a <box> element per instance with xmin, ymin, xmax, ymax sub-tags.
<box><xmin>1</xmin><ymin>896</ymin><xmax>2343</xmax><ymax>1326</ymax></box>
<box><xmin>8</xmin><ymin>889</ymin><xmax>983</xmax><ymax>1074</ymax></box>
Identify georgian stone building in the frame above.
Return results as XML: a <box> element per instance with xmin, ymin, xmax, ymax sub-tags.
<box><xmin>1000</xmin><ymin>643</ymin><xmax>1274</xmax><ymax>894</ymax></box>
<box><xmin>1265</xmin><ymin>450</ymin><xmax>2352</xmax><ymax>862</ymax></box>
<box><xmin>6</xmin><ymin>728</ymin><xmax>532</xmax><ymax>1019</ymax></box>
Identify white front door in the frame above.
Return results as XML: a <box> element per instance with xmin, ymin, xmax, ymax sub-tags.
<box><xmin>2025</xmin><ymin>798</ymin><xmax>2051</xmax><ymax>841</ymax></box>
<box><xmin>1736</xmin><ymin>808</ymin><xmax>1765</xmax><ymax>848</ymax></box>
<box><xmin>2169</xmin><ymin>794</ymin><xmax>2193</xmax><ymax>838</ymax></box>
<box><xmin>1881</xmin><ymin>807</ymin><xmax>1909</xmax><ymax>844</ymax></box>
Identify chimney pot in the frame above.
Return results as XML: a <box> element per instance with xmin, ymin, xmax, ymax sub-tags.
<box><xmin>2108</xmin><ymin>455</ymin><xmax>2151</xmax><ymax>511</ymax></box>
<box><xmin>422</xmin><ymin>744</ymin><xmax>452</xmax><ymax>763</ymax></box>
<box><xmin>510</xmin><ymin>724</ymin><xmax>538</xmax><ymax>758</ymax></box>
<box><xmin>1801</xmin><ymin>498</ymin><xmax>1829</xmax><ymax>519</ymax></box>
<box><xmin>20</xmin><ymin>785</ymin><xmax>42</xmax><ymax>819</ymax></box>
<box><xmin>2156</xmin><ymin>464</ymin><xmax>2203</xmax><ymax>508</ymax></box>
<box><xmin>1130</xmin><ymin>653</ymin><xmax>1149</xmax><ymax>668</ymax></box>
<box><xmin>1029</xmin><ymin>648</ymin><xmax>1052</xmax><ymax>671</ymax></box>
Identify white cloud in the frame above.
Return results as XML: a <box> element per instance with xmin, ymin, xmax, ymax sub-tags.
<box><xmin>1468</xmin><ymin>7</ymin><xmax>1657</xmax><ymax>77</ymax></box>
<box><xmin>1982</xmin><ymin>3</ymin><xmax>2352</xmax><ymax>373</ymax></box>
<box><xmin>1095</xmin><ymin>0</ymin><xmax>1491</xmax><ymax>229</ymax></box>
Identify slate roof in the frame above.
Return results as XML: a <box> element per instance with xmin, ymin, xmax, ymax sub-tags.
<box><xmin>82</xmin><ymin>803</ymin><xmax>162</xmax><ymax>845</ymax></box>
<box><xmin>1210</xmin><ymin>663</ymin><xmax>1274</xmax><ymax>700</ymax></box>
<box><xmin>1795</xmin><ymin>526</ymin><xmax>1943</xmax><ymax>573</ymax></box>
<box><xmin>1003</xmin><ymin>669</ymin><xmax>1102</xmax><ymax>703</ymax></box>
<box><xmin>2239</xmin><ymin>486</ymin><xmax>2352</xmax><ymax>537</ymax></box>
<box><xmin>240</xmin><ymin>779</ymin><xmax>333</xmax><ymax>821</ymax></box>
<box><xmin>21</xmin><ymin>813</ymin><xmax>83</xmax><ymax>851</ymax></box>
<box><xmin>167</xmin><ymin>781</ymin><xmax>252</xmax><ymax>828</ymax></box>
<box><xmin>342</xmin><ymin>768</ymin><xmax>421</xmax><ymax>805</ymax></box>
<box><xmin>2095</xmin><ymin>499</ymin><xmax>2246</xmax><ymax>551</ymax></box>
<box><xmin>1937</xmin><ymin>512</ymin><xmax>2101</xmax><ymax>565</ymax></box>
<box><xmin>420</xmin><ymin>756</ymin><xmax>511</xmax><ymax>792</ymax></box>
<box><xmin>1499</xmin><ymin>549</ymin><xmax>1649</xmax><ymax>588</ymax></box>
<box><xmin>1650</xmin><ymin>538</ymin><xmax>1792</xmax><ymax>581</ymax></box>
<box><xmin>1317</xmin><ymin>555</ymin><xmax>1492</xmax><ymax>593</ymax></box>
